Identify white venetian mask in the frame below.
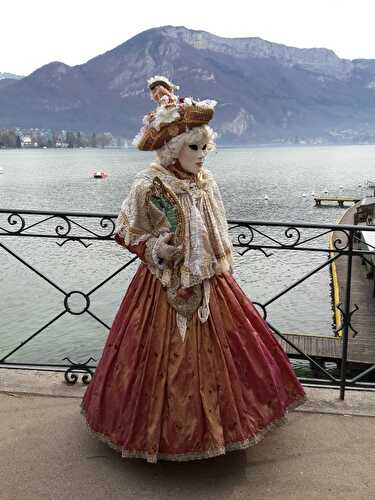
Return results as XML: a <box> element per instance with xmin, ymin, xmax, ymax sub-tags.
<box><xmin>178</xmin><ymin>138</ymin><xmax>208</xmax><ymax>175</ymax></box>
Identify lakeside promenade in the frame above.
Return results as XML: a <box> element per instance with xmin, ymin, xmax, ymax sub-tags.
<box><xmin>1</xmin><ymin>370</ymin><xmax>375</xmax><ymax>500</ymax></box>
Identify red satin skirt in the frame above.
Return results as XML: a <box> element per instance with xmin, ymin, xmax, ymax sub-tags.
<box><xmin>80</xmin><ymin>263</ymin><xmax>307</xmax><ymax>463</ymax></box>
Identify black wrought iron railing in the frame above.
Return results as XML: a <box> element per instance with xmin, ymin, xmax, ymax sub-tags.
<box><xmin>1</xmin><ymin>208</ymin><xmax>375</xmax><ymax>400</ymax></box>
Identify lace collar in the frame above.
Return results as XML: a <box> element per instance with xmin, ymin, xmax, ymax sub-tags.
<box><xmin>164</xmin><ymin>159</ymin><xmax>197</xmax><ymax>182</ymax></box>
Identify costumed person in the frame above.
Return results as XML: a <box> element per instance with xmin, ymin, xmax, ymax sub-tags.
<box><xmin>80</xmin><ymin>75</ymin><xmax>307</xmax><ymax>463</ymax></box>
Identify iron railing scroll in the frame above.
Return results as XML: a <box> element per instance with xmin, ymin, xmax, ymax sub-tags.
<box><xmin>1</xmin><ymin>208</ymin><xmax>375</xmax><ymax>400</ymax></box>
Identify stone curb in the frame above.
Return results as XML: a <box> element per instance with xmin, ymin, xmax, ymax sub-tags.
<box><xmin>1</xmin><ymin>368</ymin><xmax>375</xmax><ymax>417</ymax></box>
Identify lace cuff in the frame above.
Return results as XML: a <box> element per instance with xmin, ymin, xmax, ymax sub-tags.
<box><xmin>144</xmin><ymin>235</ymin><xmax>167</xmax><ymax>270</ymax></box>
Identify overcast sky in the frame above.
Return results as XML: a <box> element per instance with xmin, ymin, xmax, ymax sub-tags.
<box><xmin>2</xmin><ymin>0</ymin><xmax>375</xmax><ymax>76</ymax></box>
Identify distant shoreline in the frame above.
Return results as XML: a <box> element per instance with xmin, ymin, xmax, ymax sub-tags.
<box><xmin>2</xmin><ymin>142</ymin><xmax>375</xmax><ymax>151</ymax></box>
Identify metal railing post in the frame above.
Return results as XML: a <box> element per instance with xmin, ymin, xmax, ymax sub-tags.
<box><xmin>339</xmin><ymin>229</ymin><xmax>354</xmax><ymax>400</ymax></box>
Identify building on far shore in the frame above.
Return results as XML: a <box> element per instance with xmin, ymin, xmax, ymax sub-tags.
<box><xmin>21</xmin><ymin>136</ymin><xmax>38</xmax><ymax>148</ymax></box>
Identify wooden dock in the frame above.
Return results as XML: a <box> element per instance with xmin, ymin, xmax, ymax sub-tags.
<box><xmin>314</xmin><ymin>196</ymin><xmax>360</xmax><ymax>207</ymax></box>
<box><xmin>277</xmin><ymin>333</ymin><xmax>341</xmax><ymax>362</ymax></box>
<box><xmin>274</xmin><ymin>201</ymin><xmax>375</xmax><ymax>371</ymax></box>
<box><xmin>329</xmin><ymin>203</ymin><xmax>375</xmax><ymax>364</ymax></box>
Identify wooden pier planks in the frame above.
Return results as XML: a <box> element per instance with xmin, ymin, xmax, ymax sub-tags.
<box><xmin>276</xmin><ymin>333</ymin><xmax>342</xmax><ymax>360</ymax></box>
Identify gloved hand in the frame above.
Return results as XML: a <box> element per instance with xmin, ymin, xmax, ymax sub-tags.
<box><xmin>156</xmin><ymin>233</ymin><xmax>183</xmax><ymax>262</ymax></box>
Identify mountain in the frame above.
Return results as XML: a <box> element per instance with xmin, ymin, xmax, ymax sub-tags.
<box><xmin>1</xmin><ymin>26</ymin><xmax>375</xmax><ymax>144</ymax></box>
<box><xmin>0</xmin><ymin>72</ymin><xmax>24</xmax><ymax>80</ymax></box>
<box><xmin>0</xmin><ymin>72</ymin><xmax>24</xmax><ymax>91</ymax></box>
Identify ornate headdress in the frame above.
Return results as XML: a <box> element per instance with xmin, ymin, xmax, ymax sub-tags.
<box><xmin>133</xmin><ymin>75</ymin><xmax>217</xmax><ymax>151</ymax></box>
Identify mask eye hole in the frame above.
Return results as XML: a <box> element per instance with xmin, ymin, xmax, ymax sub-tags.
<box><xmin>202</xmin><ymin>144</ymin><xmax>207</xmax><ymax>150</ymax></box>
<box><xmin>188</xmin><ymin>144</ymin><xmax>198</xmax><ymax>151</ymax></box>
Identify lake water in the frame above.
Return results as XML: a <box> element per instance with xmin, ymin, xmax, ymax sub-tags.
<box><xmin>1</xmin><ymin>145</ymin><xmax>374</xmax><ymax>372</ymax></box>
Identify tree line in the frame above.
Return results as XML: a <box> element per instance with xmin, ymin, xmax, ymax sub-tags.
<box><xmin>0</xmin><ymin>129</ymin><xmax>122</xmax><ymax>148</ymax></box>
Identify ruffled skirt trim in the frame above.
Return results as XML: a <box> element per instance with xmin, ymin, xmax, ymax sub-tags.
<box><xmin>80</xmin><ymin>393</ymin><xmax>307</xmax><ymax>463</ymax></box>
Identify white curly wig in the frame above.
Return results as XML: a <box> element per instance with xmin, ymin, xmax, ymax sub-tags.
<box><xmin>155</xmin><ymin>125</ymin><xmax>217</xmax><ymax>167</ymax></box>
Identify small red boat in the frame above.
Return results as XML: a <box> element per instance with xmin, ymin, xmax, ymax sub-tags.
<box><xmin>92</xmin><ymin>171</ymin><xmax>108</xmax><ymax>178</ymax></box>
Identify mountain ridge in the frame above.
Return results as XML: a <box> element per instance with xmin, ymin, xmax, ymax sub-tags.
<box><xmin>1</xmin><ymin>26</ymin><xmax>375</xmax><ymax>144</ymax></box>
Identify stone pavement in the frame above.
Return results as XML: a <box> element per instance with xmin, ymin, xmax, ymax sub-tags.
<box><xmin>1</xmin><ymin>369</ymin><xmax>375</xmax><ymax>500</ymax></box>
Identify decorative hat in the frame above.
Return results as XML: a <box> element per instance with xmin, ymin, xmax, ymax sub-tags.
<box><xmin>133</xmin><ymin>75</ymin><xmax>217</xmax><ymax>151</ymax></box>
